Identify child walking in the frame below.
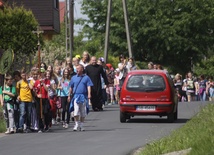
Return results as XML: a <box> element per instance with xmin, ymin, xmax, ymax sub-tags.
<box><xmin>0</xmin><ymin>75</ymin><xmax>16</xmax><ymax>134</ymax></box>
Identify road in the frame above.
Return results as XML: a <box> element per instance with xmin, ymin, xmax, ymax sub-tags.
<box><xmin>0</xmin><ymin>101</ymin><xmax>208</xmax><ymax>155</ymax></box>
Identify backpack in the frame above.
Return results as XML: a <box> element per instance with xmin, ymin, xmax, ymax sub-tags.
<box><xmin>10</xmin><ymin>86</ymin><xmax>18</xmax><ymax>104</ymax></box>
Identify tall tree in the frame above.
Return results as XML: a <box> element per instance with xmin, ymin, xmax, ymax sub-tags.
<box><xmin>0</xmin><ymin>4</ymin><xmax>38</xmax><ymax>55</ymax></box>
<box><xmin>80</xmin><ymin>0</ymin><xmax>214</xmax><ymax>74</ymax></box>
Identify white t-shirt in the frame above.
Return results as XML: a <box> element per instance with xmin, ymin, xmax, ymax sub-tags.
<box><xmin>79</xmin><ymin>60</ymin><xmax>89</xmax><ymax>68</ymax></box>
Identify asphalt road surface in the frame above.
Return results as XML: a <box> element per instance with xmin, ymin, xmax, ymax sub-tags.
<box><xmin>0</xmin><ymin>101</ymin><xmax>208</xmax><ymax>155</ymax></box>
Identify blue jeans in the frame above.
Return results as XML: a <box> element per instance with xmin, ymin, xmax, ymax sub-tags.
<box><xmin>199</xmin><ymin>91</ymin><xmax>206</xmax><ymax>101</ymax></box>
<box><xmin>210</xmin><ymin>88</ymin><xmax>214</xmax><ymax>98</ymax></box>
<box><xmin>19</xmin><ymin>102</ymin><xmax>32</xmax><ymax>129</ymax></box>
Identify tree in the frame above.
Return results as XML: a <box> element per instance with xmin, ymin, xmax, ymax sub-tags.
<box><xmin>0</xmin><ymin>4</ymin><xmax>39</xmax><ymax>71</ymax></box>
<box><xmin>194</xmin><ymin>56</ymin><xmax>214</xmax><ymax>77</ymax></box>
<box><xmin>0</xmin><ymin>4</ymin><xmax>39</xmax><ymax>55</ymax></box>
<box><xmin>79</xmin><ymin>0</ymin><xmax>214</xmax><ymax>75</ymax></box>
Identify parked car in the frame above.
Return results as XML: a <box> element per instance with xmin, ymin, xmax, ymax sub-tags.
<box><xmin>119</xmin><ymin>70</ymin><xmax>178</xmax><ymax>123</ymax></box>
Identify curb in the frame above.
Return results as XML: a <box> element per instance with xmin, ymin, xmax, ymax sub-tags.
<box><xmin>130</xmin><ymin>147</ymin><xmax>192</xmax><ymax>155</ymax></box>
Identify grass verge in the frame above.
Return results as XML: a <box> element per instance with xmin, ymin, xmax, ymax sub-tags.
<box><xmin>137</xmin><ymin>103</ymin><xmax>214</xmax><ymax>155</ymax></box>
<box><xmin>0</xmin><ymin>106</ymin><xmax>6</xmax><ymax>133</ymax></box>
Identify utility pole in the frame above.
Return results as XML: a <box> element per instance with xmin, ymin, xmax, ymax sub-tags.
<box><xmin>69</xmin><ymin>0</ymin><xmax>74</xmax><ymax>59</ymax></box>
<box><xmin>104</xmin><ymin>0</ymin><xmax>133</xmax><ymax>60</ymax></box>
<box><xmin>104</xmin><ymin>0</ymin><xmax>112</xmax><ymax>63</ymax></box>
<box><xmin>65</xmin><ymin>0</ymin><xmax>69</xmax><ymax>58</ymax></box>
<box><xmin>65</xmin><ymin>0</ymin><xmax>74</xmax><ymax>59</ymax></box>
<box><xmin>122</xmin><ymin>0</ymin><xmax>133</xmax><ymax>58</ymax></box>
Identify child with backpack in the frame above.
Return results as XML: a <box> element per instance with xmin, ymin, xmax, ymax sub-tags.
<box><xmin>0</xmin><ymin>75</ymin><xmax>16</xmax><ymax>134</ymax></box>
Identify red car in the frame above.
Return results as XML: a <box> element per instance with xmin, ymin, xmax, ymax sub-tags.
<box><xmin>119</xmin><ymin>70</ymin><xmax>178</xmax><ymax>123</ymax></box>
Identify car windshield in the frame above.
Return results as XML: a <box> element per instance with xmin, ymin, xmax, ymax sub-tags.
<box><xmin>126</xmin><ymin>74</ymin><xmax>166</xmax><ymax>92</ymax></box>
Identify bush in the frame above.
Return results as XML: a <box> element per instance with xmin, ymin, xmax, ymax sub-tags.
<box><xmin>0</xmin><ymin>106</ymin><xmax>6</xmax><ymax>133</ymax></box>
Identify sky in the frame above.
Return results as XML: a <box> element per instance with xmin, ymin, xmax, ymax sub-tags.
<box><xmin>60</xmin><ymin>0</ymin><xmax>88</xmax><ymax>35</ymax></box>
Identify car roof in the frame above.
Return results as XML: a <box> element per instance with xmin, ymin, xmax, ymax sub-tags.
<box><xmin>128</xmin><ymin>69</ymin><xmax>168</xmax><ymax>75</ymax></box>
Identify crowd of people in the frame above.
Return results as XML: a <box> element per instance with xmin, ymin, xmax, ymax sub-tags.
<box><xmin>145</xmin><ymin>61</ymin><xmax>214</xmax><ymax>102</ymax></box>
<box><xmin>173</xmin><ymin>72</ymin><xmax>214</xmax><ymax>102</ymax></box>
<box><xmin>0</xmin><ymin>52</ymin><xmax>139</xmax><ymax>134</ymax></box>
<box><xmin>0</xmin><ymin>51</ymin><xmax>213</xmax><ymax>135</ymax></box>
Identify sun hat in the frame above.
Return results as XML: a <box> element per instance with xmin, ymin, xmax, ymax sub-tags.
<box><xmin>75</xmin><ymin>55</ymin><xmax>81</xmax><ymax>59</ymax></box>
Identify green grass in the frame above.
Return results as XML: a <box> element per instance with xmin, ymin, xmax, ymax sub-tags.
<box><xmin>0</xmin><ymin>106</ymin><xmax>6</xmax><ymax>133</ymax></box>
<box><xmin>137</xmin><ymin>103</ymin><xmax>214</xmax><ymax>155</ymax></box>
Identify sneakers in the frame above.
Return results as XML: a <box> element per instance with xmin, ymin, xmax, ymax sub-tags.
<box><xmin>24</xmin><ymin>129</ymin><xmax>31</xmax><ymax>133</ymax></box>
<box><xmin>10</xmin><ymin>128</ymin><xmax>14</xmax><ymax>134</ymax></box>
<box><xmin>73</xmin><ymin>123</ymin><xmax>85</xmax><ymax>131</ymax></box>
<box><xmin>80</xmin><ymin>126</ymin><xmax>85</xmax><ymax>131</ymax></box>
<box><xmin>44</xmin><ymin>127</ymin><xmax>49</xmax><ymax>132</ymax></box>
<box><xmin>5</xmin><ymin>128</ymin><xmax>10</xmax><ymax>134</ymax></box>
<box><xmin>17</xmin><ymin>128</ymin><xmax>23</xmax><ymax>133</ymax></box>
<box><xmin>64</xmin><ymin>123</ymin><xmax>69</xmax><ymax>129</ymax></box>
<box><xmin>108</xmin><ymin>102</ymin><xmax>112</xmax><ymax>105</ymax></box>
<box><xmin>73</xmin><ymin>124</ymin><xmax>79</xmax><ymax>131</ymax></box>
<box><xmin>34</xmin><ymin>127</ymin><xmax>39</xmax><ymax>131</ymax></box>
<box><xmin>56</xmin><ymin>117</ymin><xmax>61</xmax><ymax>124</ymax></box>
<box><xmin>5</xmin><ymin>128</ymin><xmax>15</xmax><ymax>134</ymax></box>
<box><xmin>52</xmin><ymin>119</ymin><xmax>56</xmax><ymax>125</ymax></box>
<box><xmin>38</xmin><ymin>130</ymin><xmax>43</xmax><ymax>133</ymax></box>
<box><xmin>62</xmin><ymin>122</ymin><xmax>66</xmax><ymax>128</ymax></box>
<box><xmin>62</xmin><ymin>122</ymin><xmax>69</xmax><ymax>129</ymax></box>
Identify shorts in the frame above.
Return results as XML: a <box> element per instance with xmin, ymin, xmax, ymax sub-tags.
<box><xmin>73</xmin><ymin>99</ymin><xmax>86</xmax><ymax>117</ymax></box>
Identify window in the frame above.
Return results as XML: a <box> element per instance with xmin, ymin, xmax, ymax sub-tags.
<box><xmin>126</xmin><ymin>74</ymin><xmax>166</xmax><ymax>92</ymax></box>
<box><xmin>54</xmin><ymin>0</ymin><xmax>59</xmax><ymax>9</ymax></box>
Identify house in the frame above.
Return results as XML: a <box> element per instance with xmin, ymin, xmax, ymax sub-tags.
<box><xmin>6</xmin><ymin>0</ymin><xmax>60</xmax><ymax>39</ymax></box>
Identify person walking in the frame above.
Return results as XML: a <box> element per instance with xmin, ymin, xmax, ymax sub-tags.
<box><xmin>68</xmin><ymin>64</ymin><xmax>93</xmax><ymax>131</ymax></box>
<box><xmin>79</xmin><ymin>51</ymin><xmax>90</xmax><ymax>68</ymax></box>
<box><xmin>85</xmin><ymin>56</ymin><xmax>109</xmax><ymax>111</ymax></box>
<box><xmin>33</xmin><ymin>68</ymin><xmax>51</xmax><ymax>133</ymax></box>
<box><xmin>105</xmin><ymin>66</ymin><xmax>115</xmax><ymax>105</ymax></box>
<box><xmin>54</xmin><ymin>65</ymin><xmax>62</xmax><ymax>124</ymax></box>
<box><xmin>127</xmin><ymin>57</ymin><xmax>137</xmax><ymax>72</ymax></box>
<box><xmin>72</xmin><ymin>56</ymin><xmax>80</xmax><ymax>73</ymax></box>
<box><xmin>118</xmin><ymin>54</ymin><xmax>128</xmax><ymax>89</ymax></box>
<box><xmin>46</xmin><ymin>70</ymin><xmax>57</xmax><ymax>125</ymax></box>
<box><xmin>198</xmin><ymin>75</ymin><xmax>208</xmax><ymax>101</ymax></box>
<box><xmin>29</xmin><ymin>68</ymin><xmax>39</xmax><ymax>131</ymax></box>
<box><xmin>58</xmin><ymin>68</ymin><xmax>71</xmax><ymax>128</ymax></box>
<box><xmin>207</xmin><ymin>76</ymin><xmax>214</xmax><ymax>101</ymax></box>
<box><xmin>147</xmin><ymin>62</ymin><xmax>154</xmax><ymax>70</ymax></box>
<box><xmin>12</xmin><ymin>70</ymin><xmax>21</xmax><ymax>132</ymax></box>
<box><xmin>97</xmin><ymin>58</ymin><xmax>107</xmax><ymax>106</ymax></box>
<box><xmin>114</xmin><ymin>68</ymin><xmax>120</xmax><ymax>104</ymax></box>
<box><xmin>16</xmin><ymin>69</ymin><xmax>33</xmax><ymax>133</ymax></box>
<box><xmin>174</xmin><ymin>73</ymin><xmax>183</xmax><ymax>102</ymax></box>
<box><xmin>184</xmin><ymin>72</ymin><xmax>196</xmax><ymax>102</ymax></box>
<box><xmin>0</xmin><ymin>75</ymin><xmax>16</xmax><ymax>134</ymax></box>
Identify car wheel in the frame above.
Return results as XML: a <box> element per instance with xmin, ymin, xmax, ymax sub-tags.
<box><xmin>167</xmin><ymin>112</ymin><xmax>174</xmax><ymax>123</ymax></box>
<box><xmin>120</xmin><ymin>111</ymin><xmax>126</xmax><ymax>123</ymax></box>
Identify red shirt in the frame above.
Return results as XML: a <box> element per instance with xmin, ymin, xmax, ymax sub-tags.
<box><xmin>34</xmin><ymin>78</ymin><xmax>50</xmax><ymax>99</ymax></box>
